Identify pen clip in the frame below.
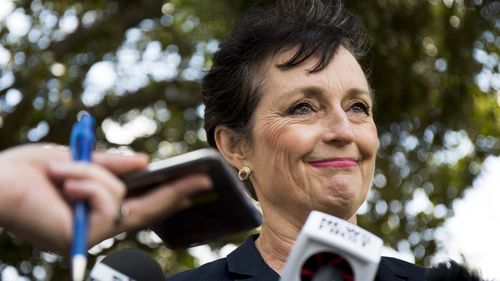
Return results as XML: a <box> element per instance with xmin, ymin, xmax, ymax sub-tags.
<box><xmin>70</xmin><ymin>111</ymin><xmax>95</xmax><ymax>162</ymax></box>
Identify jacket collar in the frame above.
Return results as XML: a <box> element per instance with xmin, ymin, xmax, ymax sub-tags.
<box><xmin>376</xmin><ymin>257</ymin><xmax>410</xmax><ymax>280</ymax></box>
<box><xmin>227</xmin><ymin>235</ymin><xmax>420</xmax><ymax>281</ymax></box>
<box><xmin>227</xmin><ymin>235</ymin><xmax>280</xmax><ymax>280</ymax></box>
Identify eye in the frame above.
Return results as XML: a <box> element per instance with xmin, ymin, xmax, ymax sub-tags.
<box><xmin>286</xmin><ymin>101</ymin><xmax>316</xmax><ymax>116</ymax></box>
<box><xmin>350</xmin><ymin>101</ymin><xmax>370</xmax><ymax>115</ymax></box>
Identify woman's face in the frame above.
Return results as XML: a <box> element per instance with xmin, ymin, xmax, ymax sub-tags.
<box><xmin>245</xmin><ymin>47</ymin><xmax>378</xmax><ymax>223</ymax></box>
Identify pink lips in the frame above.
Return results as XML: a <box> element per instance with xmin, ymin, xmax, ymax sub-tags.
<box><xmin>309</xmin><ymin>158</ymin><xmax>358</xmax><ymax>168</ymax></box>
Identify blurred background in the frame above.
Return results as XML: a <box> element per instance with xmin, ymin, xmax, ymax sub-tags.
<box><xmin>0</xmin><ymin>0</ymin><xmax>498</xmax><ymax>280</ymax></box>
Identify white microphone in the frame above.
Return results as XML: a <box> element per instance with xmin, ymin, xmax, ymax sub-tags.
<box><xmin>88</xmin><ymin>248</ymin><xmax>164</xmax><ymax>281</ymax></box>
<box><xmin>280</xmin><ymin>211</ymin><xmax>383</xmax><ymax>281</ymax></box>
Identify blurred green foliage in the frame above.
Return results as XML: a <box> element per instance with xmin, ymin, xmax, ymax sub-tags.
<box><xmin>0</xmin><ymin>0</ymin><xmax>498</xmax><ymax>280</ymax></box>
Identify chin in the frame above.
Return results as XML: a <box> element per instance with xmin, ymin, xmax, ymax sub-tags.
<box><xmin>310</xmin><ymin>179</ymin><xmax>367</xmax><ymax>220</ymax></box>
<box><xmin>315</xmin><ymin>197</ymin><xmax>358</xmax><ymax>221</ymax></box>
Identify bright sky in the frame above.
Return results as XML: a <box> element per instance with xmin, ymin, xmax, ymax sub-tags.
<box><xmin>432</xmin><ymin>155</ymin><xmax>500</xmax><ymax>280</ymax></box>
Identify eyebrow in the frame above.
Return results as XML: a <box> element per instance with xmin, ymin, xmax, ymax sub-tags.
<box><xmin>346</xmin><ymin>87</ymin><xmax>374</xmax><ymax>100</ymax></box>
<box><xmin>281</xmin><ymin>85</ymin><xmax>374</xmax><ymax>102</ymax></box>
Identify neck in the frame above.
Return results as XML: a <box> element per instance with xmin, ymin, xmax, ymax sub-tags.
<box><xmin>255</xmin><ymin>221</ymin><xmax>298</xmax><ymax>275</ymax></box>
<box><xmin>255</xmin><ymin>207</ymin><xmax>357</xmax><ymax>275</ymax></box>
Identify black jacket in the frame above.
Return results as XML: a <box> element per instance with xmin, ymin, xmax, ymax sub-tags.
<box><xmin>167</xmin><ymin>235</ymin><xmax>427</xmax><ymax>281</ymax></box>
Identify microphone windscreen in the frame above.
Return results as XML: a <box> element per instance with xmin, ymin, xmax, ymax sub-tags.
<box><xmin>89</xmin><ymin>248</ymin><xmax>164</xmax><ymax>281</ymax></box>
<box><xmin>301</xmin><ymin>252</ymin><xmax>354</xmax><ymax>281</ymax></box>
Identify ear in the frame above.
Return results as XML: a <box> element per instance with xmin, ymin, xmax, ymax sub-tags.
<box><xmin>214</xmin><ymin>125</ymin><xmax>250</xmax><ymax>170</ymax></box>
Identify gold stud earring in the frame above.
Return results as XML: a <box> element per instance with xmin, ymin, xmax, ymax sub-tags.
<box><xmin>238</xmin><ymin>166</ymin><xmax>251</xmax><ymax>181</ymax></box>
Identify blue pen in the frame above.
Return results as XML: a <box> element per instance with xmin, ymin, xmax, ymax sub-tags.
<box><xmin>69</xmin><ymin>111</ymin><xmax>95</xmax><ymax>281</ymax></box>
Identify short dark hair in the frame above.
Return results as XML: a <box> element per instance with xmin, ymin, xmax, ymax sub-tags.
<box><xmin>202</xmin><ymin>0</ymin><xmax>368</xmax><ymax>147</ymax></box>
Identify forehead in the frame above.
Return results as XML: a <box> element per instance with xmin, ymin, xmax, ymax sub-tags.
<box><xmin>259</xmin><ymin>46</ymin><xmax>370</xmax><ymax>99</ymax></box>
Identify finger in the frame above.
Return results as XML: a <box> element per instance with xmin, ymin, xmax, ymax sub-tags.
<box><xmin>63</xmin><ymin>179</ymin><xmax>125</xmax><ymax>247</ymax></box>
<box><xmin>2</xmin><ymin>143</ymin><xmax>70</xmax><ymax>167</ymax></box>
<box><xmin>37</xmin><ymin>144</ymin><xmax>148</xmax><ymax>174</ymax></box>
<box><xmin>167</xmin><ymin>174</ymin><xmax>212</xmax><ymax>196</ymax></box>
<box><xmin>62</xmin><ymin>179</ymin><xmax>120</xmax><ymax>222</ymax></box>
<box><xmin>119</xmin><ymin>174</ymin><xmax>212</xmax><ymax>230</ymax></box>
<box><xmin>63</xmin><ymin>179</ymin><xmax>124</xmax><ymax>203</ymax></box>
<box><xmin>50</xmin><ymin>162</ymin><xmax>126</xmax><ymax>199</ymax></box>
<box><xmin>93</xmin><ymin>152</ymin><xmax>149</xmax><ymax>175</ymax></box>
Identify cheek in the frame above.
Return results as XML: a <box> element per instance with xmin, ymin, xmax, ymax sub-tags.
<box><xmin>250</xmin><ymin>120</ymin><xmax>291</xmax><ymax>181</ymax></box>
<box><xmin>356</xmin><ymin>123</ymin><xmax>378</xmax><ymax>187</ymax></box>
<box><xmin>256</xmin><ymin>119</ymin><xmax>319</xmax><ymax>160</ymax></box>
<box><xmin>259</xmin><ymin>119</ymin><xmax>290</xmax><ymax>152</ymax></box>
<box><xmin>251</xmin><ymin>120</ymin><xmax>319</xmax><ymax>191</ymax></box>
<box><xmin>356</xmin><ymin>123</ymin><xmax>378</xmax><ymax>159</ymax></box>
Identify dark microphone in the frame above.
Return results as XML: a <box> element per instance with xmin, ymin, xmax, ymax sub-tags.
<box><xmin>281</xmin><ymin>211</ymin><xmax>383</xmax><ymax>281</ymax></box>
<box><xmin>88</xmin><ymin>248</ymin><xmax>165</xmax><ymax>281</ymax></box>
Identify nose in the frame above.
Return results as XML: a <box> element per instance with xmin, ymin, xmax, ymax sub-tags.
<box><xmin>321</xmin><ymin>107</ymin><xmax>355</xmax><ymax>145</ymax></box>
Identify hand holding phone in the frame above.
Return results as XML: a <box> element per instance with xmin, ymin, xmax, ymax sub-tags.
<box><xmin>121</xmin><ymin>148</ymin><xmax>262</xmax><ymax>248</ymax></box>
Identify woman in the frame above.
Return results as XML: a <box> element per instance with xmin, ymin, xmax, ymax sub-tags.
<box><xmin>168</xmin><ymin>0</ymin><xmax>427</xmax><ymax>280</ymax></box>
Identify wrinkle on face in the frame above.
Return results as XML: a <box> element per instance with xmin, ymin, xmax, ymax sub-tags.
<box><xmin>252</xmin><ymin>113</ymin><xmax>312</xmax><ymax>203</ymax></box>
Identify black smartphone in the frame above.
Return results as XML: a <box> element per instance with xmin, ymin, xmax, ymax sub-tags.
<box><xmin>121</xmin><ymin>148</ymin><xmax>262</xmax><ymax>248</ymax></box>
